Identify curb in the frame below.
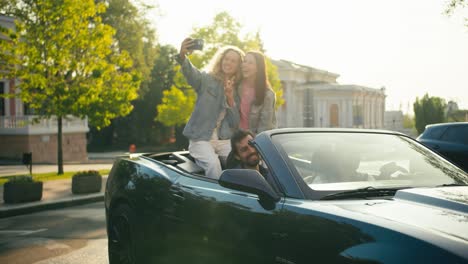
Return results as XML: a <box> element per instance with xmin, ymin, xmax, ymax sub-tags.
<box><xmin>0</xmin><ymin>193</ymin><xmax>104</xmax><ymax>219</ymax></box>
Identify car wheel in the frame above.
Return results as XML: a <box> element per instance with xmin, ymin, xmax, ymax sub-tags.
<box><xmin>108</xmin><ymin>204</ymin><xmax>141</xmax><ymax>264</ymax></box>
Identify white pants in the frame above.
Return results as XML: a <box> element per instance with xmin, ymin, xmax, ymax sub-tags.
<box><xmin>189</xmin><ymin>139</ymin><xmax>231</xmax><ymax>179</ymax></box>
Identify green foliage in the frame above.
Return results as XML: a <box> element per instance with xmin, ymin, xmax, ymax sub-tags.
<box><xmin>446</xmin><ymin>0</ymin><xmax>467</xmax><ymax>14</ymax></box>
<box><xmin>7</xmin><ymin>175</ymin><xmax>35</xmax><ymax>183</ymax></box>
<box><xmin>72</xmin><ymin>170</ymin><xmax>102</xmax><ymax>178</ymax></box>
<box><xmin>157</xmin><ymin>11</ymin><xmax>284</xmax><ymax>127</ymax></box>
<box><xmin>89</xmin><ymin>0</ymin><xmax>162</xmax><ymax>147</ymax></box>
<box><xmin>156</xmin><ymin>85</ymin><xmax>196</xmax><ymax>126</ymax></box>
<box><xmin>0</xmin><ymin>169</ymin><xmax>111</xmax><ymax>186</ymax></box>
<box><xmin>111</xmin><ymin>45</ymin><xmax>178</xmax><ymax>146</ymax></box>
<box><xmin>413</xmin><ymin>94</ymin><xmax>447</xmax><ymax>134</ymax></box>
<box><xmin>1</xmin><ymin>0</ymin><xmax>140</xmax><ymax>174</ymax></box>
<box><xmin>265</xmin><ymin>58</ymin><xmax>285</xmax><ymax>108</ymax></box>
<box><xmin>99</xmin><ymin>0</ymin><xmax>158</xmax><ymax>97</ymax></box>
<box><xmin>0</xmin><ymin>0</ymin><xmax>140</xmax><ymax>129</ymax></box>
<box><xmin>445</xmin><ymin>0</ymin><xmax>467</xmax><ymax>26</ymax></box>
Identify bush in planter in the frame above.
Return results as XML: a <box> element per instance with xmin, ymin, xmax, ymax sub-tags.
<box><xmin>3</xmin><ymin>175</ymin><xmax>43</xmax><ymax>203</ymax></box>
<box><xmin>72</xmin><ymin>170</ymin><xmax>102</xmax><ymax>194</ymax></box>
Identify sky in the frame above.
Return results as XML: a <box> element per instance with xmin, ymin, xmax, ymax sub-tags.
<box><xmin>147</xmin><ymin>0</ymin><xmax>468</xmax><ymax>113</ymax></box>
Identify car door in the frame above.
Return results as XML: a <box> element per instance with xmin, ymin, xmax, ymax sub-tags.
<box><xmin>165</xmin><ymin>173</ymin><xmax>284</xmax><ymax>264</ymax></box>
<box><xmin>272</xmin><ymin>198</ymin><xmax>382</xmax><ymax>264</ymax></box>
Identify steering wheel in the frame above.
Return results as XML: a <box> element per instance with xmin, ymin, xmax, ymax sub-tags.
<box><xmin>379</xmin><ymin>162</ymin><xmax>408</xmax><ymax>179</ymax></box>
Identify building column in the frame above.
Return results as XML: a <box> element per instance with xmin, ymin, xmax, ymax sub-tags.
<box><xmin>370</xmin><ymin>96</ymin><xmax>375</xmax><ymax>128</ymax></box>
<box><xmin>340</xmin><ymin>99</ymin><xmax>346</xmax><ymax>127</ymax></box>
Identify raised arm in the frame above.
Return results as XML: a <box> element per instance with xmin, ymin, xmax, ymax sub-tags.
<box><xmin>177</xmin><ymin>38</ymin><xmax>206</xmax><ymax>93</ymax></box>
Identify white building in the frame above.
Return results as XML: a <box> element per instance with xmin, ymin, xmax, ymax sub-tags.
<box><xmin>0</xmin><ymin>15</ymin><xmax>89</xmax><ymax>163</ymax></box>
<box><xmin>273</xmin><ymin>60</ymin><xmax>386</xmax><ymax>129</ymax></box>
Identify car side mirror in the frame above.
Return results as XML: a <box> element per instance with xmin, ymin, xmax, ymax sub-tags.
<box><xmin>219</xmin><ymin>169</ymin><xmax>280</xmax><ymax>203</ymax></box>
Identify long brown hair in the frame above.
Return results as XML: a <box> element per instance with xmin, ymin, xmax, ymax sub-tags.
<box><xmin>247</xmin><ymin>51</ymin><xmax>271</xmax><ymax>105</ymax></box>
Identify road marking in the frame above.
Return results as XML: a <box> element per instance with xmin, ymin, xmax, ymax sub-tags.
<box><xmin>0</xmin><ymin>228</ymin><xmax>47</xmax><ymax>236</ymax></box>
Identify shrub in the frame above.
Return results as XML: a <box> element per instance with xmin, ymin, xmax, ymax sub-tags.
<box><xmin>6</xmin><ymin>175</ymin><xmax>35</xmax><ymax>183</ymax></box>
<box><xmin>72</xmin><ymin>170</ymin><xmax>101</xmax><ymax>179</ymax></box>
<box><xmin>4</xmin><ymin>175</ymin><xmax>43</xmax><ymax>203</ymax></box>
<box><xmin>71</xmin><ymin>170</ymin><xmax>102</xmax><ymax>194</ymax></box>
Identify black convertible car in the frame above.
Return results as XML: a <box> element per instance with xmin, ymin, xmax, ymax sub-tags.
<box><xmin>105</xmin><ymin>129</ymin><xmax>468</xmax><ymax>264</ymax></box>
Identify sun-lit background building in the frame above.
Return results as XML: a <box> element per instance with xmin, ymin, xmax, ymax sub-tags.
<box><xmin>273</xmin><ymin>60</ymin><xmax>386</xmax><ymax>129</ymax></box>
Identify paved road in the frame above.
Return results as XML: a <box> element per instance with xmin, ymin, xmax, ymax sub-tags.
<box><xmin>0</xmin><ymin>202</ymin><xmax>108</xmax><ymax>264</ymax></box>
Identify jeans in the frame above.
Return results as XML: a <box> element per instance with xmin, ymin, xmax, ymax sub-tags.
<box><xmin>189</xmin><ymin>139</ymin><xmax>231</xmax><ymax>179</ymax></box>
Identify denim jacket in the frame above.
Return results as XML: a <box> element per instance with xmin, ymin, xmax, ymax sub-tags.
<box><xmin>237</xmin><ymin>84</ymin><xmax>277</xmax><ymax>134</ymax></box>
<box><xmin>178</xmin><ymin>56</ymin><xmax>240</xmax><ymax>141</ymax></box>
<box><xmin>248</xmin><ymin>88</ymin><xmax>277</xmax><ymax>134</ymax></box>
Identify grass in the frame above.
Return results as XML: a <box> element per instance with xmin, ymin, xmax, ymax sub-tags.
<box><xmin>0</xmin><ymin>169</ymin><xmax>111</xmax><ymax>186</ymax></box>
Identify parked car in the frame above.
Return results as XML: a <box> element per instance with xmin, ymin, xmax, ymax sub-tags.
<box><xmin>105</xmin><ymin>128</ymin><xmax>468</xmax><ymax>264</ymax></box>
<box><xmin>417</xmin><ymin>122</ymin><xmax>468</xmax><ymax>172</ymax></box>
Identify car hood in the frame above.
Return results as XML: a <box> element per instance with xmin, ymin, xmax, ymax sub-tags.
<box><xmin>333</xmin><ymin>186</ymin><xmax>468</xmax><ymax>243</ymax></box>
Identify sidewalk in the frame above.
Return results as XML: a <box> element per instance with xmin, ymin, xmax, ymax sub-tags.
<box><xmin>0</xmin><ymin>163</ymin><xmax>113</xmax><ymax>177</ymax></box>
<box><xmin>0</xmin><ymin>161</ymin><xmax>115</xmax><ymax>218</ymax></box>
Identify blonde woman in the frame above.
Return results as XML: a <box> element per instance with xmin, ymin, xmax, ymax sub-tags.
<box><xmin>178</xmin><ymin>38</ymin><xmax>244</xmax><ymax>179</ymax></box>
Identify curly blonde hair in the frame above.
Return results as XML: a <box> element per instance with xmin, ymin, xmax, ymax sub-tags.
<box><xmin>204</xmin><ymin>45</ymin><xmax>245</xmax><ymax>83</ymax></box>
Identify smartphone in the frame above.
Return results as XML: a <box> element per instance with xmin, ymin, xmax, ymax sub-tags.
<box><xmin>190</xmin><ymin>39</ymin><xmax>204</xmax><ymax>51</ymax></box>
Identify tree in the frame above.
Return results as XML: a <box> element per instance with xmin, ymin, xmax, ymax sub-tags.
<box><xmin>413</xmin><ymin>94</ymin><xmax>447</xmax><ymax>134</ymax></box>
<box><xmin>125</xmin><ymin>45</ymin><xmax>179</xmax><ymax>146</ymax></box>
<box><xmin>445</xmin><ymin>0</ymin><xmax>467</xmax><ymax>26</ymax></box>
<box><xmin>99</xmin><ymin>0</ymin><xmax>158</xmax><ymax>97</ymax></box>
<box><xmin>89</xmin><ymin>0</ymin><xmax>159</xmax><ymax>148</ymax></box>
<box><xmin>0</xmin><ymin>0</ymin><xmax>140</xmax><ymax>174</ymax></box>
<box><xmin>156</xmin><ymin>12</ymin><xmax>284</xmax><ymax>139</ymax></box>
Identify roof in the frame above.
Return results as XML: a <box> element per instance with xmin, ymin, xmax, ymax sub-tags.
<box><xmin>272</xmin><ymin>59</ymin><xmax>340</xmax><ymax>79</ymax></box>
<box><xmin>305</xmin><ymin>83</ymin><xmax>386</xmax><ymax>95</ymax></box>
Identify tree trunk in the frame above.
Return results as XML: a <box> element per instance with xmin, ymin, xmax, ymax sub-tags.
<box><xmin>58</xmin><ymin>116</ymin><xmax>64</xmax><ymax>175</ymax></box>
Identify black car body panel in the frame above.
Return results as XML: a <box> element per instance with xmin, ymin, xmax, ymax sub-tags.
<box><xmin>105</xmin><ymin>128</ymin><xmax>468</xmax><ymax>264</ymax></box>
<box><xmin>417</xmin><ymin>122</ymin><xmax>468</xmax><ymax>172</ymax></box>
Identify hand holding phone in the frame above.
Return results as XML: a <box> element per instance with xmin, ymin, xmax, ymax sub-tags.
<box><xmin>189</xmin><ymin>39</ymin><xmax>204</xmax><ymax>51</ymax></box>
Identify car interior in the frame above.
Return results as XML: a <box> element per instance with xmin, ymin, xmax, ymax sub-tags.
<box><xmin>145</xmin><ymin>151</ymin><xmax>231</xmax><ymax>176</ymax></box>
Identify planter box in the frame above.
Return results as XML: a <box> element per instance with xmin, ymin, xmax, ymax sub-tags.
<box><xmin>3</xmin><ymin>181</ymin><xmax>43</xmax><ymax>203</ymax></box>
<box><xmin>72</xmin><ymin>174</ymin><xmax>102</xmax><ymax>194</ymax></box>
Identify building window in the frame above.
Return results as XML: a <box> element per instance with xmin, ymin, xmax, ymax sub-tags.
<box><xmin>0</xmin><ymin>82</ymin><xmax>4</xmax><ymax>116</ymax></box>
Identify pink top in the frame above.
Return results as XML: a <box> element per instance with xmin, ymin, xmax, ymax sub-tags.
<box><xmin>239</xmin><ymin>83</ymin><xmax>255</xmax><ymax>130</ymax></box>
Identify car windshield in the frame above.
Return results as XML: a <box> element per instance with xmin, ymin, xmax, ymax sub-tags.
<box><xmin>272</xmin><ymin>132</ymin><xmax>468</xmax><ymax>191</ymax></box>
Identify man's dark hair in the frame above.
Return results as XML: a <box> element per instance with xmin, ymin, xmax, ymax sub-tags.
<box><xmin>230</xmin><ymin>129</ymin><xmax>255</xmax><ymax>155</ymax></box>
